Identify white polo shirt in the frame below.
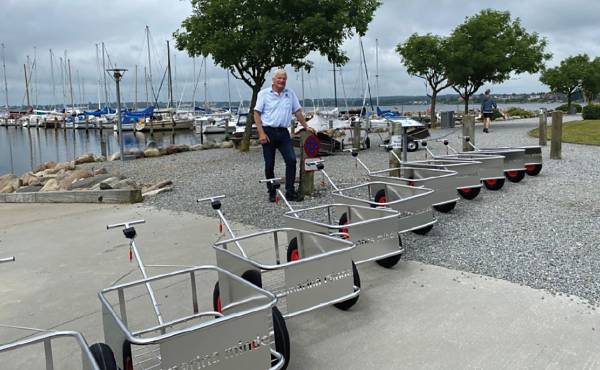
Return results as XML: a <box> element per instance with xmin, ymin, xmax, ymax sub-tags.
<box><xmin>254</xmin><ymin>87</ymin><xmax>301</xmax><ymax>128</ymax></box>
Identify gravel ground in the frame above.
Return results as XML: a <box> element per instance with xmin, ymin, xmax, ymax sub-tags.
<box><xmin>87</xmin><ymin>115</ymin><xmax>600</xmax><ymax>305</ymax></box>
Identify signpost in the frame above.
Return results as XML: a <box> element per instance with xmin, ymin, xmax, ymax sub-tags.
<box><xmin>299</xmin><ymin>132</ymin><xmax>320</xmax><ymax>197</ymax></box>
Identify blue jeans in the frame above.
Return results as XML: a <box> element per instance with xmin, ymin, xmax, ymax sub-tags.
<box><xmin>262</xmin><ymin>126</ymin><xmax>297</xmax><ymax>194</ymax></box>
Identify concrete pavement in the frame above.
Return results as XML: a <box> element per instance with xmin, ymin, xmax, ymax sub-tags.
<box><xmin>0</xmin><ymin>203</ymin><xmax>598</xmax><ymax>369</ymax></box>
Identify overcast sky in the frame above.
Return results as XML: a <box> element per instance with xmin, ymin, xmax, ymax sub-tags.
<box><xmin>1</xmin><ymin>0</ymin><xmax>599</xmax><ymax>108</ymax></box>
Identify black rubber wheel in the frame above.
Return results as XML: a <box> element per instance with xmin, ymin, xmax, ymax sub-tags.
<box><xmin>212</xmin><ymin>281</ymin><xmax>221</xmax><ymax>313</ymax></box>
<box><xmin>375</xmin><ymin>235</ymin><xmax>403</xmax><ymax>268</ymax></box>
<box><xmin>122</xmin><ymin>340</ymin><xmax>133</xmax><ymax>370</ymax></box>
<box><xmin>433</xmin><ymin>201</ymin><xmax>456</xmax><ymax>213</ymax></box>
<box><xmin>271</xmin><ymin>306</ymin><xmax>291</xmax><ymax>370</ymax></box>
<box><xmin>338</xmin><ymin>213</ymin><xmax>350</xmax><ymax>240</ymax></box>
<box><xmin>286</xmin><ymin>238</ymin><xmax>299</xmax><ymax>262</ymax></box>
<box><xmin>364</xmin><ymin>136</ymin><xmax>371</xmax><ymax>149</ymax></box>
<box><xmin>333</xmin><ymin>261</ymin><xmax>360</xmax><ymax>310</ymax></box>
<box><xmin>89</xmin><ymin>343</ymin><xmax>118</xmax><ymax>370</ymax></box>
<box><xmin>407</xmin><ymin>140</ymin><xmax>418</xmax><ymax>152</ymax></box>
<box><xmin>483</xmin><ymin>178</ymin><xmax>505</xmax><ymax>191</ymax></box>
<box><xmin>371</xmin><ymin>189</ymin><xmax>387</xmax><ymax>208</ymax></box>
<box><xmin>457</xmin><ymin>186</ymin><xmax>481</xmax><ymax>200</ymax></box>
<box><xmin>505</xmin><ymin>170</ymin><xmax>525</xmax><ymax>183</ymax></box>
<box><xmin>412</xmin><ymin>224</ymin><xmax>433</xmax><ymax>235</ymax></box>
<box><xmin>525</xmin><ymin>164</ymin><xmax>542</xmax><ymax>176</ymax></box>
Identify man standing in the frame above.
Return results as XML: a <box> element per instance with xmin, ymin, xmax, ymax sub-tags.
<box><xmin>254</xmin><ymin>69</ymin><xmax>315</xmax><ymax>202</ymax></box>
<box><xmin>480</xmin><ymin>89</ymin><xmax>497</xmax><ymax>133</ymax></box>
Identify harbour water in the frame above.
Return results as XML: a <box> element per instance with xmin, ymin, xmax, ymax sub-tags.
<box><xmin>0</xmin><ymin>102</ymin><xmax>562</xmax><ymax>176</ymax></box>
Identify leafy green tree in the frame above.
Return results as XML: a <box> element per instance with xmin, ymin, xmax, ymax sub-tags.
<box><xmin>582</xmin><ymin>57</ymin><xmax>600</xmax><ymax>104</ymax></box>
<box><xmin>540</xmin><ymin>54</ymin><xmax>589</xmax><ymax>112</ymax></box>
<box><xmin>396</xmin><ymin>34</ymin><xmax>450</xmax><ymax>127</ymax></box>
<box><xmin>174</xmin><ymin>0</ymin><xmax>380</xmax><ymax>151</ymax></box>
<box><xmin>445</xmin><ymin>9</ymin><xmax>550</xmax><ymax>113</ymax></box>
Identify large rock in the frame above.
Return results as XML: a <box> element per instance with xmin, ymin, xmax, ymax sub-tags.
<box><xmin>67</xmin><ymin>174</ymin><xmax>114</xmax><ymax>190</ymax></box>
<box><xmin>142</xmin><ymin>186</ymin><xmax>173</xmax><ymax>198</ymax></box>
<box><xmin>74</xmin><ymin>153</ymin><xmax>95</xmax><ymax>165</ymax></box>
<box><xmin>143</xmin><ymin>180</ymin><xmax>173</xmax><ymax>193</ymax></box>
<box><xmin>39</xmin><ymin>168</ymin><xmax>60</xmax><ymax>176</ymax></box>
<box><xmin>111</xmin><ymin>179</ymin><xmax>140</xmax><ymax>190</ymax></box>
<box><xmin>125</xmin><ymin>148</ymin><xmax>144</xmax><ymax>159</ymax></box>
<box><xmin>39</xmin><ymin>179</ymin><xmax>61</xmax><ymax>192</ymax></box>
<box><xmin>20</xmin><ymin>172</ymin><xmax>40</xmax><ymax>186</ymax></box>
<box><xmin>16</xmin><ymin>185</ymin><xmax>42</xmax><ymax>193</ymax></box>
<box><xmin>54</xmin><ymin>161</ymin><xmax>75</xmax><ymax>171</ymax></box>
<box><xmin>94</xmin><ymin>155</ymin><xmax>106</xmax><ymax>162</ymax></box>
<box><xmin>33</xmin><ymin>161</ymin><xmax>58</xmax><ymax>173</ymax></box>
<box><xmin>90</xmin><ymin>176</ymin><xmax>125</xmax><ymax>191</ymax></box>
<box><xmin>165</xmin><ymin>144</ymin><xmax>190</xmax><ymax>155</ymax></box>
<box><xmin>145</xmin><ymin>141</ymin><xmax>158</xmax><ymax>149</ymax></box>
<box><xmin>109</xmin><ymin>152</ymin><xmax>121</xmax><ymax>161</ymax></box>
<box><xmin>190</xmin><ymin>144</ymin><xmax>204</xmax><ymax>151</ymax></box>
<box><xmin>93</xmin><ymin>167</ymin><xmax>108</xmax><ymax>176</ymax></box>
<box><xmin>144</xmin><ymin>147</ymin><xmax>161</xmax><ymax>157</ymax></box>
<box><xmin>59</xmin><ymin>170</ymin><xmax>94</xmax><ymax>190</ymax></box>
<box><xmin>220</xmin><ymin>141</ymin><xmax>234</xmax><ymax>149</ymax></box>
<box><xmin>0</xmin><ymin>174</ymin><xmax>21</xmax><ymax>193</ymax></box>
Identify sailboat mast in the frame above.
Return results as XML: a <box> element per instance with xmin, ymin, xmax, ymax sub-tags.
<box><xmin>49</xmin><ymin>49</ymin><xmax>56</xmax><ymax>110</ymax></box>
<box><xmin>375</xmin><ymin>38</ymin><xmax>379</xmax><ymax>108</ymax></box>
<box><xmin>332</xmin><ymin>63</ymin><xmax>338</xmax><ymax>108</ymax></box>
<box><xmin>23</xmin><ymin>63</ymin><xmax>31</xmax><ymax>108</ymax></box>
<box><xmin>166</xmin><ymin>40</ymin><xmax>174</xmax><ymax>109</ymax></box>
<box><xmin>2</xmin><ymin>43</ymin><xmax>9</xmax><ymax>110</ymax></box>
<box><xmin>301</xmin><ymin>68</ymin><xmax>305</xmax><ymax>108</ymax></box>
<box><xmin>227</xmin><ymin>70</ymin><xmax>231</xmax><ymax>111</ymax></box>
<box><xmin>33</xmin><ymin>47</ymin><xmax>38</xmax><ymax>107</ymax></box>
<box><xmin>359</xmin><ymin>37</ymin><xmax>374</xmax><ymax>112</ymax></box>
<box><xmin>101</xmin><ymin>42</ymin><xmax>108</xmax><ymax>108</ymax></box>
<box><xmin>203</xmin><ymin>56</ymin><xmax>207</xmax><ymax>109</ymax></box>
<box><xmin>192</xmin><ymin>57</ymin><xmax>196</xmax><ymax>109</ymax></box>
<box><xmin>59</xmin><ymin>57</ymin><xmax>65</xmax><ymax>110</ymax></box>
<box><xmin>134</xmin><ymin>64</ymin><xmax>138</xmax><ymax>110</ymax></box>
<box><xmin>145</xmin><ymin>26</ymin><xmax>154</xmax><ymax>106</ymax></box>
<box><xmin>67</xmin><ymin>59</ymin><xmax>75</xmax><ymax>111</ymax></box>
<box><xmin>144</xmin><ymin>66</ymin><xmax>149</xmax><ymax>107</ymax></box>
<box><xmin>95</xmin><ymin>44</ymin><xmax>101</xmax><ymax>109</ymax></box>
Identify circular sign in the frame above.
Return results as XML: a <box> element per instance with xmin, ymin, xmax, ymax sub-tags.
<box><xmin>303</xmin><ymin>134</ymin><xmax>320</xmax><ymax>158</ymax></box>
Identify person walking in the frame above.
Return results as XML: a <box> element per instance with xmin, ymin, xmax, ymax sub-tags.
<box><xmin>480</xmin><ymin>89</ymin><xmax>497</xmax><ymax>133</ymax></box>
<box><xmin>254</xmin><ymin>69</ymin><xmax>315</xmax><ymax>202</ymax></box>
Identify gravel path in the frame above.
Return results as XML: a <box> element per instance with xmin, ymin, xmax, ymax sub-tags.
<box><xmin>87</xmin><ymin>115</ymin><xmax>600</xmax><ymax>305</ymax></box>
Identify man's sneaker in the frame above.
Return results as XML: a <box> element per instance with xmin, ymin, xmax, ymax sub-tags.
<box><xmin>286</xmin><ymin>190</ymin><xmax>303</xmax><ymax>202</ymax></box>
<box><xmin>268</xmin><ymin>192</ymin><xmax>277</xmax><ymax>203</ymax></box>
<box><xmin>483</xmin><ymin>128</ymin><xmax>489</xmax><ymax>133</ymax></box>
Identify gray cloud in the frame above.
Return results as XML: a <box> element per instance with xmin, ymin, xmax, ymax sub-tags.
<box><xmin>1</xmin><ymin>0</ymin><xmax>598</xmax><ymax>108</ymax></box>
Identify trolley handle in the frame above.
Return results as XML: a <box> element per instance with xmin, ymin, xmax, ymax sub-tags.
<box><xmin>106</xmin><ymin>219</ymin><xmax>145</xmax><ymax>230</ymax></box>
<box><xmin>0</xmin><ymin>256</ymin><xmax>15</xmax><ymax>264</ymax></box>
<box><xmin>259</xmin><ymin>178</ymin><xmax>296</xmax><ymax>214</ymax></box>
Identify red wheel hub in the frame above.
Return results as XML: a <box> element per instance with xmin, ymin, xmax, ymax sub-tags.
<box><xmin>376</xmin><ymin>196</ymin><xmax>386</xmax><ymax>204</ymax></box>
<box><xmin>459</xmin><ymin>187</ymin><xmax>472</xmax><ymax>193</ymax></box>
<box><xmin>341</xmin><ymin>224</ymin><xmax>349</xmax><ymax>240</ymax></box>
<box><xmin>216</xmin><ymin>296</ymin><xmax>222</xmax><ymax>313</ymax></box>
<box><xmin>408</xmin><ymin>180</ymin><xmax>416</xmax><ymax>187</ymax></box>
<box><xmin>525</xmin><ymin>164</ymin><xmax>536</xmax><ymax>172</ymax></box>
<box><xmin>486</xmin><ymin>179</ymin><xmax>497</xmax><ymax>186</ymax></box>
<box><xmin>506</xmin><ymin>171</ymin><xmax>518</xmax><ymax>177</ymax></box>
<box><xmin>290</xmin><ymin>249</ymin><xmax>299</xmax><ymax>261</ymax></box>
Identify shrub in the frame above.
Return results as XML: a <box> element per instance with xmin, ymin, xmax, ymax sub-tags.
<box><xmin>491</xmin><ymin>108</ymin><xmax>503</xmax><ymax>121</ymax></box>
<box><xmin>505</xmin><ymin>107</ymin><xmax>534</xmax><ymax>118</ymax></box>
<box><xmin>555</xmin><ymin>103</ymin><xmax>582</xmax><ymax>113</ymax></box>
<box><xmin>582</xmin><ymin>104</ymin><xmax>600</xmax><ymax>119</ymax></box>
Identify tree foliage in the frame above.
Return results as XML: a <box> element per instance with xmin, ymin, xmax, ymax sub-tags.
<box><xmin>540</xmin><ymin>54</ymin><xmax>589</xmax><ymax>111</ymax></box>
<box><xmin>396</xmin><ymin>33</ymin><xmax>450</xmax><ymax>126</ymax></box>
<box><xmin>174</xmin><ymin>0</ymin><xmax>380</xmax><ymax>151</ymax></box>
<box><xmin>582</xmin><ymin>57</ymin><xmax>600</xmax><ymax>104</ymax></box>
<box><xmin>445</xmin><ymin>9</ymin><xmax>550</xmax><ymax>112</ymax></box>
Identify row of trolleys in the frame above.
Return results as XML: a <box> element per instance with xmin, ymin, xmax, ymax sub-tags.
<box><xmin>0</xmin><ymin>139</ymin><xmax>544</xmax><ymax>370</ymax></box>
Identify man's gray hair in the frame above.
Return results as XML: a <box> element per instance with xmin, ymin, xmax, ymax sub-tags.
<box><xmin>272</xmin><ymin>69</ymin><xmax>287</xmax><ymax>78</ymax></box>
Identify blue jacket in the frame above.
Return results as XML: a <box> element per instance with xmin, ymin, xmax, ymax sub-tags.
<box><xmin>481</xmin><ymin>96</ymin><xmax>497</xmax><ymax>113</ymax></box>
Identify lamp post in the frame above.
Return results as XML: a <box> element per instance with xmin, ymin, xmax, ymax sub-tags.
<box><xmin>107</xmin><ymin>68</ymin><xmax>127</xmax><ymax>160</ymax></box>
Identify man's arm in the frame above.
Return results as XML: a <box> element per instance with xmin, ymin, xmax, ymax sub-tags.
<box><xmin>294</xmin><ymin>109</ymin><xmax>315</xmax><ymax>133</ymax></box>
<box><xmin>254</xmin><ymin>110</ymin><xmax>269</xmax><ymax>144</ymax></box>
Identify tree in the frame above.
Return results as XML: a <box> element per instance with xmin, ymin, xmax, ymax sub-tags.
<box><xmin>582</xmin><ymin>57</ymin><xmax>600</xmax><ymax>104</ymax></box>
<box><xmin>174</xmin><ymin>0</ymin><xmax>380</xmax><ymax>151</ymax></box>
<box><xmin>540</xmin><ymin>54</ymin><xmax>589</xmax><ymax>111</ymax></box>
<box><xmin>396</xmin><ymin>34</ymin><xmax>450</xmax><ymax>127</ymax></box>
<box><xmin>445</xmin><ymin>9</ymin><xmax>550</xmax><ymax>113</ymax></box>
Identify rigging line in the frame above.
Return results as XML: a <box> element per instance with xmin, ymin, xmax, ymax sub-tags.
<box><xmin>153</xmin><ymin>66</ymin><xmax>168</xmax><ymax>107</ymax></box>
<box><xmin>338</xmin><ymin>67</ymin><xmax>349</xmax><ymax>112</ymax></box>
<box><xmin>190</xmin><ymin>56</ymin><xmax>205</xmax><ymax>108</ymax></box>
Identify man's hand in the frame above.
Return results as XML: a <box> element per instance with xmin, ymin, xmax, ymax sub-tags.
<box><xmin>259</xmin><ymin>132</ymin><xmax>269</xmax><ymax>144</ymax></box>
<box><xmin>305</xmin><ymin>126</ymin><xmax>316</xmax><ymax>135</ymax></box>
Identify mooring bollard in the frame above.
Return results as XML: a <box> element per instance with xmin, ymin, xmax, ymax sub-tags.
<box><xmin>539</xmin><ymin>110</ymin><xmax>547</xmax><ymax>146</ymax></box>
<box><xmin>550</xmin><ymin>111</ymin><xmax>562</xmax><ymax>159</ymax></box>
<box><xmin>352</xmin><ymin>119</ymin><xmax>361</xmax><ymax>150</ymax></box>
<box><xmin>462</xmin><ymin>114</ymin><xmax>475</xmax><ymax>151</ymax></box>
<box><xmin>298</xmin><ymin>130</ymin><xmax>317</xmax><ymax>198</ymax></box>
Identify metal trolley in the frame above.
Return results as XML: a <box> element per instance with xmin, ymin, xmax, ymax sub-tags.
<box><xmin>477</xmin><ymin>145</ymin><xmax>543</xmax><ymax>177</ymax></box>
<box><xmin>98</xmin><ymin>220</ymin><xmax>288</xmax><ymax>370</ymax></box>
<box><xmin>262</xmin><ymin>178</ymin><xmax>404</xmax><ymax>269</ymax></box>
<box><xmin>463</xmin><ymin>139</ymin><xmax>527</xmax><ymax>183</ymax></box>
<box><xmin>350</xmin><ymin>150</ymin><xmax>461</xmax><ymax>214</ymax></box>
<box><xmin>200</xmin><ymin>196</ymin><xmax>361</xmax><ymax>317</ymax></box>
<box><xmin>425</xmin><ymin>139</ymin><xmax>508</xmax><ymax>191</ymax></box>
<box><xmin>308</xmin><ymin>160</ymin><xmax>437</xmax><ymax>235</ymax></box>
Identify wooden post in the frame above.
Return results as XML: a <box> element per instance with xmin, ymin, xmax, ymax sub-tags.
<box><xmin>298</xmin><ymin>131</ymin><xmax>314</xmax><ymax>198</ymax></box>
<box><xmin>389</xmin><ymin>122</ymin><xmax>401</xmax><ymax>176</ymax></box>
<box><xmin>352</xmin><ymin>120</ymin><xmax>361</xmax><ymax>149</ymax></box>
<box><xmin>550</xmin><ymin>111</ymin><xmax>562</xmax><ymax>159</ymax></box>
<box><xmin>462</xmin><ymin>114</ymin><xmax>475</xmax><ymax>151</ymax></box>
<box><xmin>538</xmin><ymin>110</ymin><xmax>547</xmax><ymax>146</ymax></box>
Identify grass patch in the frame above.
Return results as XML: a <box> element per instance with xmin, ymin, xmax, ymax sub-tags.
<box><xmin>528</xmin><ymin>120</ymin><xmax>600</xmax><ymax>145</ymax></box>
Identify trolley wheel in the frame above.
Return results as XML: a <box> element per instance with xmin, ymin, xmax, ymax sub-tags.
<box><xmin>338</xmin><ymin>213</ymin><xmax>350</xmax><ymax>240</ymax></box>
<box><xmin>122</xmin><ymin>340</ymin><xmax>134</xmax><ymax>370</ymax></box>
<box><xmin>364</xmin><ymin>136</ymin><xmax>371</xmax><ymax>149</ymax></box>
<box><xmin>505</xmin><ymin>170</ymin><xmax>525</xmax><ymax>183</ymax></box>
<box><xmin>371</xmin><ymin>189</ymin><xmax>387</xmax><ymax>207</ymax></box>
<box><xmin>333</xmin><ymin>261</ymin><xmax>360</xmax><ymax>311</ymax></box>
<box><xmin>212</xmin><ymin>270</ymin><xmax>263</xmax><ymax>313</ymax></box>
<box><xmin>375</xmin><ymin>235</ymin><xmax>403</xmax><ymax>268</ymax></box>
<box><xmin>483</xmin><ymin>178</ymin><xmax>505</xmax><ymax>190</ymax></box>
<box><xmin>271</xmin><ymin>306</ymin><xmax>291</xmax><ymax>370</ymax></box>
<box><xmin>412</xmin><ymin>224</ymin><xmax>433</xmax><ymax>235</ymax></box>
<box><xmin>89</xmin><ymin>343</ymin><xmax>118</xmax><ymax>370</ymax></box>
<box><xmin>286</xmin><ymin>238</ymin><xmax>300</xmax><ymax>262</ymax></box>
<box><xmin>407</xmin><ymin>140</ymin><xmax>419</xmax><ymax>152</ymax></box>
<box><xmin>457</xmin><ymin>186</ymin><xmax>481</xmax><ymax>200</ymax></box>
<box><xmin>433</xmin><ymin>201</ymin><xmax>456</xmax><ymax>213</ymax></box>
<box><xmin>525</xmin><ymin>164</ymin><xmax>542</xmax><ymax>176</ymax></box>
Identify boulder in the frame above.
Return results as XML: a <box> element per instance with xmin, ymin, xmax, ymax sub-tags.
<box><xmin>16</xmin><ymin>185</ymin><xmax>42</xmax><ymax>193</ymax></box>
<box><xmin>93</xmin><ymin>167</ymin><xmax>108</xmax><ymax>176</ymax></box>
<box><xmin>111</xmin><ymin>179</ymin><xmax>139</xmax><ymax>190</ymax></box>
<box><xmin>95</xmin><ymin>155</ymin><xmax>106</xmax><ymax>162</ymax></box>
<box><xmin>158</xmin><ymin>147</ymin><xmax>168</xmax><ymax>155</ymax></box>
<box><xmin>59</xmin><ymin>170</ymin><xmax>94</xmax><ymax>190</ymax></box>
<box><xmin>220</xmin><ymin>141</ymin><xmax>234</xmax><ymax>149</ymax></box>
<box><xmin>190</xmin><ymin>144</ymin><xmax>204</xmax><ymax>151</ymax></box>
<box><xmin>144</xmin><ymin>147</ymin><xmax>161</xmax><ymax>157</ymax></box>
<box><xmin>40</xmin><ymin>168</ymin><xmax>60</xmax><ymax>176</ymax></box>
<box><xmin>144</xmin><ymin>180</ymin><xmax>173</xmax><ymax>193</ymax></box>
<box><xmin>33</xmin><ymin>161</ymin><xmax>58</xmax><ymax>173</ymax></box>
<box><xmin>67</xmin><ymin>174</ymin><xmax>114</xmax><ymax>190</ymax></box>
<box><xmin>20</xmin><ymin>172</ymin><xmax>40</xmax><ymax>186</ymax></box>
<box><xmin>90</xmin><ymin>176</ymin><xmax>124</xmax><ymax>191</ymax></box>
<box><xmin>125</xmin><ymin>148</ymin><xmax>144</xmax><ymax>159</ymax></box>
<box><xmin>202</xmin><ymin>143</ymin><xmax>216</xmax><ymax>150</ymax></box>
<box><xmin>109</xmin><ymin>152</ymin><xmax>121</xmax><ymax>161</ymax></box>
<box><xmin>165</xmin><ymin>144</ymin><xmax>190</xmax><ymax>155</ymax></box>
<box><xmin>40</xmin><ymin>179</ymin><xmax>61</xmax><ymax>192</ymax></box>
<box><xmin>145</xmin><ymin>140</ymin><xmax>158</xmax><ymax>149</ymax></box>
<box><xmin>54</xmin><ymin>161</ymin><xmax>75</xmax><ymax>171</ymax></box>
<box><xmin>0</xmin><ymin>174</ymin><xmax>21</xmax><ymax>192</ymax></box>
<box><xmin>142</xmin><ymin>186</ymin><xmax>173</xmax><ymax>198</ymax></box>
<box><xmin>74</xmin><ymin>153</ymin><xmax>95</xmax><ymax>165</ymax></box>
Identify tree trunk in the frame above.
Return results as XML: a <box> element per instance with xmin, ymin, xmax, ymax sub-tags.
<box><xmin>464</xmin><ymin>88</ymin><xmax>469</xmax><ymax>114</ymax></box>
<box><xmin>240</xmin><ymin>87</ymin><xmax>260</xmax><ymax>152</ymax></box>
<box><xmin>430</xmin><ymin>91</ymin><xmax>437</xmax><ymax>127</ymax></box>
